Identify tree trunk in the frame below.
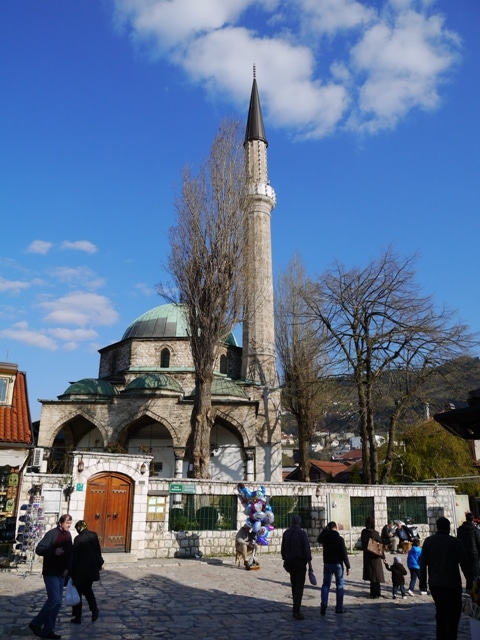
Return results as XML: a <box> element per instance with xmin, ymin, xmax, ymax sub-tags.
<box><xmin>191</xmin><ymin>378</ymin><xmax>214</xmax><ymax>478</ymax></box>
<box><xmin>297</xmin><ymin>419</ymin><xmax>311</xmax><ymax>482</ymax></box>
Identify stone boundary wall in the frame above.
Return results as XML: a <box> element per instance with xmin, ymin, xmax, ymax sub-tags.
<box><xmin>17</xmin><ymin>464</ymin><xmax>457</xmax><ymax>563</ymax></box>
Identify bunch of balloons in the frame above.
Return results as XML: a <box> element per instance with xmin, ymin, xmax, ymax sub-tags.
<box><xmin>237</xmin><ymin>483</ymin><xmax>274</xmax><ymax>546</ymax></box>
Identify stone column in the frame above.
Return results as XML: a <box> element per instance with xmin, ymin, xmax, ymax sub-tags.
<box><xmin>173</xmin><ymin>448</ymin><xmax>186</xmax><ymax>478</ymax></box>
<box><xmin>245</xmin><ymin>448</ymin><xmax>255</xmax><ymax>482</ymax></box>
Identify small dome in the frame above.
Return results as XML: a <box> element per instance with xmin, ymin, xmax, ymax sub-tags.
<box><xmin>124</xmin><ymin>374</ymin><xmax>184</xmax><ymax>395</ymax></box>
<box><xmin>59</xmin><ymin>378</ymin><xmax>119</xmax><ymax>399</ymax></box>
<box><xmin>122</xmin><ymin>303</ymin><xmax>238</xmax><ymax>346</ymax></box>
<box><xmin>209</xmin><ymin>378</ymin><xmax>248</xmax><ymax>399</ymax></box>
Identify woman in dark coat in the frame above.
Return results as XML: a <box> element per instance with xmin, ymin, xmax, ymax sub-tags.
<box><xmin>70</xmin><ymin>520</ymin><xmax>103</xmax><ymax>624</ymax></box>
<box><xmin>361</xmin><ymin>516</ymin><xmax>385</xmax><ymax>598</ymax></box>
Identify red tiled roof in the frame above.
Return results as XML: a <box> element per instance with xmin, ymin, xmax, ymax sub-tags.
<box><xmin>335</xmin><ymin>449</ymin><xmax>362</xmax><ymax>461</ymax></box>
<box><xmin>0</xmin><ymin>371</ymin><xmax>33</xmax><ymax>445</ymax></box>
<box><xmin>309</xmin><ymin>460</ymin><xmax>349</xmax><ymax>475</ymax></box>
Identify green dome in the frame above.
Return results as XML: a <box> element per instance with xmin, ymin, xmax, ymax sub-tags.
<box><xmin>124</xmin><ymin>374</ymin><xmax>184</xmax><ymax>395</ymax></box>
<box><xmin>59</xmin><ymin>378</ymin><xmax>119</xmax><ymax>399</ymax></box>
<box><xmin>122</xmin><ymin>303</ymin><xmax>238</xmax><ymax>346</ymax></box>
<box><xmin>211</xmin><ymin>378</ymin><xmax>248</xmax><ymax>399</ymax></box>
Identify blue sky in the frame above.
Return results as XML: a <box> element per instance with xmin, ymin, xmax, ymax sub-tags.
<box><xmin>1</xmin><ymin>0</ymin><xmax>479</xmax><ymax>421</ymax></box>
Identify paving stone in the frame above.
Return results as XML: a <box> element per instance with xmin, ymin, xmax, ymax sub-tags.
<box><xmin>0</xmin><ymin>551</ymin><xmax>472</xmax><ymax>639</ymax></box>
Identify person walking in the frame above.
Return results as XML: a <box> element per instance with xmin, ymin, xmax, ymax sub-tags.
<box><xmin>281</xmin><ymin>514</ymin><xmax>313</xmax><ymax>620</ymax></box>
<box><xmin>384</xmin><ymin>556</ymin><xmax>408</xmax><ymax>599</ymax></box>
<box><xmin>28</xmin><ymin>513</ymin><xmax>73</xmax><ymax>639</ymax></box>
<box><xmin>420</xmin><ymin>516</ymin><xmax>473</xmax><ymax>640</ymax></box>
<box><xmin>70</xmin><ymin>520</ymin><xmax>103</xmax><ymax>624</ymax></box>
<box><xmin>457</xmin><ymin>512</ymin><xmax>480</xmax><ymax>583</ymax></box>
<box><xmin>406</xmin><ymin>538</ymin><xmax>424</xmax><ymax>595</ymax></box>
<box><xmin>317</xmin><ymin>521</ymin><xmax>350</xmax><ymax>615</ymax></box>
<box><xmin>361</xmin><ymin>516</ymin><xmax>385</xmax><ymax>598</ymax></box>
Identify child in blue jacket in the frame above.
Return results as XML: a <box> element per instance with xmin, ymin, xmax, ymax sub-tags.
<box><xmin>407</xmin><ymin>538</ymin><xmax>426</xmax><ymax>594</ymax></box>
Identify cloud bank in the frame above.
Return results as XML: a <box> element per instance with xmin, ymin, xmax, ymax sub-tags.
<box><xmin>112</xmin><ymin>0</ymin><xmax>461</xmax><ymax>138</ymax></box>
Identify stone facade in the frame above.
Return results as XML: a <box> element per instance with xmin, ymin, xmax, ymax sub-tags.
<box><xmin>19</xmin><ymin>451</ymin><xmax>459</xmax><ymax>564</ymax></box>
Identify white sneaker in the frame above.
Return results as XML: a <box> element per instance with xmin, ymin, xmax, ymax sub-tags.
<box><xmin>407</xmin><ymin>590</ymin><xmax>414</xmax><ymax>596</ymax></box>
<box><xmin>402</xmin><ymin>595</ymin><xmax>407</xmax><ymax>599</ymax></box>
<box><xmin>420</xmin><ymin>591</ymin><xmax>427</xmax><ymax>595</ymax></box>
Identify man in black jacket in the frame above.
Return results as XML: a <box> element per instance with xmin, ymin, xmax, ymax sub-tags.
<box><xmin>420</xmin><ymin>517</ymin><xmax>472</xmax><ymax>640</ymax></box>
<box><xmin>281</xmin><ymin>514</ymin><xmax>312</xmax><ymax>620</ymax></box>
<box><xmin>457</xmin><ymin>512</ymin><xmax>480</xmax><ymax>582</ymax></box>
<box><xmin>318</xmin><ymin>521</ymin><xmax>351</xmax><ymax>615</ymax></box>
<box><xmin>29</xmin><ymin>514</ymin><xmax>73</xmax><ymax>639</ymax></box>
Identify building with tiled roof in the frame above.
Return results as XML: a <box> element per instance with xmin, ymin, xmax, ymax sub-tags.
<box><xmin>284</xmin><ymin>459</ymin><xmax>350</xmax><ymax>482</ymax></box>
<box><xmin>0</xmin><ymin>362</ymin><xmax>34</xmax><ymax>563</ymax></box>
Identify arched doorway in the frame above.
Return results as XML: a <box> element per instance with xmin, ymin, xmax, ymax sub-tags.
<box><xmin>84</xmin><ymin>473</ymin><xmax>134</xmax><ymax>552</ymax></box>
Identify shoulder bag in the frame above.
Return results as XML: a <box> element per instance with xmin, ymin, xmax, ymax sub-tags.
<box><xmin>367</xmin><ymin>536</ymin><xmax>383</xmax><ymax>558</ymax></box>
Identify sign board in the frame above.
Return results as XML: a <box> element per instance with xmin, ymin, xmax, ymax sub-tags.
<box><xmin>42</xmin><ymin>489</ymin><xmax>62</xmax><ymax>514</ymax></box>
<box><xmin>76</xmin><ymin>483</ymin><xmax>84</xmax><ymax>491</ymax></box>
<box><xmin>169</xmin><ymin>483</ymin><xmax>196</xmax><ymax>494</ymax></box>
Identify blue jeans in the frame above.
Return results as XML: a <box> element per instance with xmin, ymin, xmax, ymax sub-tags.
<box><xmin>31</xmin><ymin>575</ymin><xmax>64</xmax><ymax>633</ymax></box>
<box><xmin>409</xmin><ymin>568</ymin><xmax>420</xmax><ymax>591</ymax></box>
<box><xmin>321</xmin><ymin>563</ymin><xmax>345</xmax><ymax>612</ymax></box>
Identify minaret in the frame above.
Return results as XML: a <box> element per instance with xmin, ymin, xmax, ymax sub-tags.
<box><xmin>242</xmin><ymin>68</ymin><xmax>277</xmax><ymax>387</ymax></box>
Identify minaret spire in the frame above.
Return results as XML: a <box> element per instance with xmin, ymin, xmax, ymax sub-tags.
<box><xmin>242</xmin><ymin>70</ymin><xmax>277</xmax><ymax>386</ymax></box>
<box><xmin>245</xmin><ymin>65</ymin><xmax>267</xmax><ymax>146</ymax></box>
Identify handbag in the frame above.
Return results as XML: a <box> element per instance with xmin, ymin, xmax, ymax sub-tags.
<box><xmin>65</xmin><ymin>578</ymin><xmax>81</xmax><ymax>606</ymax></box>
<box><xmin>308</xmin><ymin>567</ymin><xmax>317</xmax><ymax>586</ymax></box>
<box><xmin>367</xmin><ymin>536</ymin><xmax>383</xmax><ymax>558</ymax></box>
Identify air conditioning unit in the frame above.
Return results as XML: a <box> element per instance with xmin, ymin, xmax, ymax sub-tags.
<box><xmin>32</xmin><ymin>448</ymin><xmax>44</xmax><ymax>468</ymax></box>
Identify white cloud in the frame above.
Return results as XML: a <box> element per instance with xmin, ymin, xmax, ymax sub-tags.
<box><xmin>349</xmin><ymin>6</ymin><xmax>460</xmax><ymax>130</ymax></box>
<box><xmin>61</xmin><ymin>240</ymin><xmax>98</xmax><ymax>254</ymax></box>
<box><xmin>46</xmin><ymin>327</ymin><xmax>98</xmax><ymax>341</ymax></box>
<box><xmin>50</xmin><ymin>266</ymin><xmax>105</xmax><ymax>290</ymax></box>
<box><xmin>39</xmin><ymin>292</ymin><xmax>119</xmax><ymax>327</ymax></box>
<box><xmin>0</xmin><ymin>276</ymin><xmax>31</xmax><ymax>294</ymax></box>
<box><xmin>111</xmin><ymin>0</ymin><xmax>461</xmax><ymax>137</ymax></box>
<box><xmin>0</xmin><ymin>322</ymin><xmax>58</xmax><ymax>350</ymax></box>
<box><xmin>27</xmin><ymin>240</ymin><xmax>53</xmax><ymax>255</ymax></box>
<box><xmin>298</xmin><ymin>0</ymin><xmax>375</xmax><ymax>35</ymax></box>
<box><xmin>114</xmin><ymin>0</ymin><xmax>252</xmax><ymax>52</ymax></box>
<box><xmin>135</xmin><ymin>282</ymin><xmax>156</xmax><ymax>296</ymax></box>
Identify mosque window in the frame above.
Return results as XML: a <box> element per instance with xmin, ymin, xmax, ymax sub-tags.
<box><xmin>161</xmin><ymin>348</ymin><xmax>170</xmax><ymax>368</ymax></box>
<box><xmin>219</xmin><ymin>355</ymin><xmax>227</xmax><ymax>374</ymax></box>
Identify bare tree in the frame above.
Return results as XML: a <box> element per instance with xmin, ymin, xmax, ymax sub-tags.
<box><xmin>275</xmin><ymin>256</ymin><xmax>328</xmax><ymax>481</ymax></box>
<box><xmin>160</xmin><ymin>119</ymin><xmax>246</xmax><ymax>478</ymax></box>
<box><xmin>304</xmin><ymin>247</ymin><xmax>474</xmax><ymax>484</ymax></box>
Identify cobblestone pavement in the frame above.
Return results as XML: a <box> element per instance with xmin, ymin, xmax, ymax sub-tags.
<box><xmin>0</xmin><ymin>550</ymin><xmax>473</xmax><ymax>640</ymax></box>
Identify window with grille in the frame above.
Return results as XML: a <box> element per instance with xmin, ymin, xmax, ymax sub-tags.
<box><xmin>169</xmin><ymin>494</ymin><xmax>236</xmax><ymax>531</ymax></box>
<box><xmin>268</xmin><ymin>495</ymin><xmax>312</xmax><ymax>528</ymax></box>
<box><xmin>350</xmin><ymin>497</ymin><xmax>375</xmax><ymax>527</ymax></box>
<box><xmin>386</xmin><ymin>497</ymin><xmax>427</xmax><ymax>524</ymax></box>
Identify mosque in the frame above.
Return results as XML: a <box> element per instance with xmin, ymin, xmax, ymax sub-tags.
<box><xmin>35</xmin><ymin>74</ymin><xmax>282</xmax><ymax>490</ymax></box>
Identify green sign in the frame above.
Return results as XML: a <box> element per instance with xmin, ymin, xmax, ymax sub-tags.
<box><xmin>76</xmin><ymin>483</ymin><xmax>84</xmax><ymax>491</ymax></box>
<box><xmin>169</xmin><ymin>483</ymin><xmax>196</xmax><ymax>494</ymax></box>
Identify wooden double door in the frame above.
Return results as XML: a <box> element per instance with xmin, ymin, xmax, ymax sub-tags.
<box><xmin>84</xmin><ymin>473</ymin><xmax>133</xmax><ymax>552</ymax></box>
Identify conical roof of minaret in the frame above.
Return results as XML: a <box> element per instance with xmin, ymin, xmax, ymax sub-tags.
<box><xmin>244</xmin><ymin>75</ymin><xmax>268</xmax><ymax>147</ymax></box>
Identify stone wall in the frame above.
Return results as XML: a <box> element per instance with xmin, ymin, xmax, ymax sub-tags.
<box><xmin>17</xmin><ymin>457</ymin><xmax>458</xmax><ymax>563</ymax></box>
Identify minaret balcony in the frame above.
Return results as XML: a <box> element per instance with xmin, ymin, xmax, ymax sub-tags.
<box><xmin>247</xmin><ymin>183</ymin><xmax>276</xmax><ymax>204</ymax></box>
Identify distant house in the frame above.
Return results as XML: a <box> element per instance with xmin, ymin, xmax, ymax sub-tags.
<box><xmin>333</xmin><ymin>449</ymin><xmax>363</xmax><ymax>464</ymax></box>
<box><xmin>284</xmin><ymin>459</ymin><xmax>350</xmax><ymax>482</ymax></box>
<box><xmin>0</xmin><ymin>362</ymin><xmax>34</xmax><ymax>564</ymax></box>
